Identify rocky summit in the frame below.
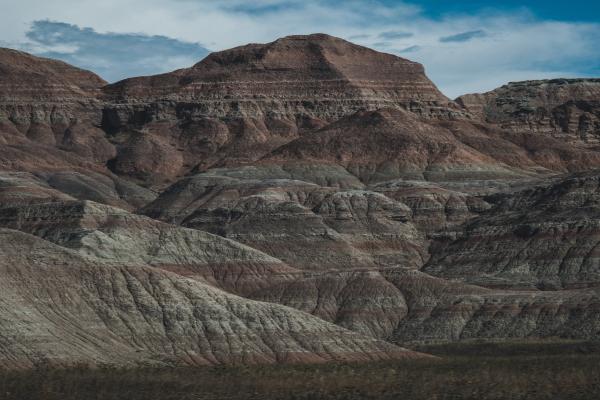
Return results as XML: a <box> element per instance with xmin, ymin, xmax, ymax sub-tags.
<box><xmin>1</xmin><ymin>34</ymin><xmax>600</xmax><ymax>368</ymax></box>
<box><xmin>99</xmin><ymin>34</ymin><xmax>462</xmax><ymax>185</ymax></box>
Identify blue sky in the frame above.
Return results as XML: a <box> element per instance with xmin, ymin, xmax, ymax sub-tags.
<box><xmin>392</xmin><ymin>1</ymin><xmax>600</xmax><ymax>22</ymax></box>
<box><xmin>1</xmin><ymin>0</ymin><xmax>598</xmax><ymax>97</ymax></box>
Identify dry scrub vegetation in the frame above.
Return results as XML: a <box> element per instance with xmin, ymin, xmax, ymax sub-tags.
<box><xmin>1</xmin><ymin>341</ymin><xmax>599</xmax><ymax>400</ymax></box>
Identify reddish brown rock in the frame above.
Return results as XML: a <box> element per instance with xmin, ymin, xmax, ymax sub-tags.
<box><xmin>0</xmin><ymin>48</ymin><xmax>153</xmax><ymax>208</ymax></box>
<box><xmin>100</xmin><ymin>34</ymin><xmax>463</xmax><ymax>183</ymax></box>
<box><xmin>103</xmin><ymin>33</ymin><xmax>453</xmax><ymax>114</ymax></box>
<box><xmin>457</xmin><ymin>79</ymin><xmax>600</xmax><ymax>144</ymax></box>
<box><xmin>263</xmin><ymin>108</ymin><xmax>542</xmax><ymax>183</ymax></box>
<box><xmin>0</xmin><ymin>48</ymin><xmax>105</xmax><ymax>100</ymax></box>
<box><xmin>0</xmin><ymin>47</ymin><xmax>113</xmax><ymax>162</ymax></box>
<box><xmin>455</xmin><ymin>80</ymin><xmax>600</xmax><ymax>173</ymax></box>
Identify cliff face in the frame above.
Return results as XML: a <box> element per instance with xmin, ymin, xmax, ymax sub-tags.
<box><xmin>0</xmin><ymin>48</ymin><xmax>156</xmax><ymax>211</ymax></box>
<box><xmin>0</xmin><ymin>48</ymin><xmax>112</xmax><ymax>163</ymax></box>
<box><xmin>99</xmin><ymin>34</ymin><xmax>462</xmax><ymax>184</ymax></box>
<box><xmin>425</xmin><ymin>172</ymin><xmax>600</xmax><ymax>290</ymax></box>
<box><xmin>3</xmin><ymin>40</ymin><xmax>600</xmax><ymax>188</ymax></box>
<box><xmin>263</xmin><ymin>108</ymin><xmax>545</xmax><ymax>183</ymax></box>
<box><xmin>457</xmin><ymin>79</ymin><xmax>600</xmax><ymax>144</ymax></box>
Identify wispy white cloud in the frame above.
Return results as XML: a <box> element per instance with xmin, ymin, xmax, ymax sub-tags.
<box><xmin>399</xmin><ymin>45</ymin><xmax>421</xmax><ymax>53</ymax></box>
<box><xmin>439</xmin><ymin>29</ymin><xmax>487</xmax><ymax>43</ymax></box>
<box><xmin>378</xmin><ymin>30</ymin><xmax>414</xmax><ymax>39</ymax></box>
<box><xmin>1</xmin><ymin>0</ymin><xmax>598</xmax><ymax>97</ymax></box>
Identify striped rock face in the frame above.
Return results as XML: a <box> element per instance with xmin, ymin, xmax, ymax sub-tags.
<box><xmin>103</xmin><ymin>34</ymin><xmax>453</xmax><ymax>116</ymax></box>
<box><xmin>99</xmin><ymin>34</ymin><xmax>464</xmax><ymax>184</ymax></box>
<box><xmin>262</xmin><ymin>108</ymin><xmax>543</xmax><ymax>183</ymax></box>
<box><xmin>0</xmin><ymin>227</ymin><xmax>425</xmax><ymax>368</ymax></box>
<box><xmin>0</xmin><ymin>48</ymin><xmax>113</xmax><ymax>163</ymax></box>
<box><xmin>457</xmin><ymin>79</ymin><xmax>600</xmax><ymax>143</ymax></box>
<box><xmin>425</xmin><ymin>172</ymin><xmax>600</xmax><ymax>290</ymax></box>
<box><xmin>1</xmin><ymin>35</ymin><xmax>600</xmax><ymax>368</ymax></box>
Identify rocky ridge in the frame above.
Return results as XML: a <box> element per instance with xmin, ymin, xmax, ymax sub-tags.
<box><xmin>425</xmin><ymin>171</ymin><xmax>600</xmax><ymax>289</ymax></box>
<box><xmin>0</xmin><ymin>228</ymin><xmax>423</xmax><ymax>368</ymax></box>
<box><xmin>457</xmin><ymin>79</ymin><xmax>600</xmax><ymax>143</ymax></box>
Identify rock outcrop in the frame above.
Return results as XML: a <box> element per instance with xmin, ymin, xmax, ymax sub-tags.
<box><xmin>103</xmin><ymin>33</ymin><xmax>452</xmax><ymax>114</ymax></box>
<box><xmin>0</xmin><ymin>228</ymin><xmax>423</xmax><ymax>368</ymax></box>
<box><xmin>425</xmin><ymin>172</ymin><xmax>600</xmax><ymax>289</ymax></box>
<box><xmin>386</xmin><ymin>268</ymin><xmax>600</xmax><ymax>344</ymax></box>
<box><xmin>264</xmin><ymin>108</ymin><xmax>557</xmax><ymax>183</ymax></box>
<box><xmin>0</xmin><ymin>48</ymin><xmax>113</xmax><ymax>163</ymax></box>
<box><xmin>139</xmin><ymin>169</ymin><xmax>426</xmax><ymax>272</ymax></box>
<box><xmin>369</xmin><ymin>179</ymin><xmax>492</xmax><ymax>233</ymax></box>
<box><xmin>100</xmin><ymin>34</ymin><xmax>463</xmax><ymax>184</ymax></box>
<box><xmin>457</xmin><ymin>79</ymin><xmax>600</xmax><ymax>143</ymax></box>
<box><xmin>0</xmin><ymin>171</ymin><xmax>156</xmax><ymax>211</ymax></box>
<box><xmin>0</xmin><ymin>199</ymin><xmax>300</xmax><ymax>293</ymax></box>
<box><xmin>136</xmin><ymin>170</ymin><xmax>600</xmax><ymax>343</ymax></box>
<box><xmin>0</xmin><ymin>48</ymin><xmax>157</xmax><ymax>210</ymax></box>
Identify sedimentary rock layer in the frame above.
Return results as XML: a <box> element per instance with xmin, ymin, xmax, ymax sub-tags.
<box><xmin>139</xmin><ymin>168</ymin><xmax>426</xmax><ymax>272</ymax></box>
<box><xmin>0</xmin><ymin>48</ymin><xmax>113</xmax><ymax>164</ymax></box>
<box><xmin>99</xmin><ymin>34</ymin><xmax>464</xmax><ymax>183</ymax></box>
<box><xmin>263</xmin><ymin>108</ymin><xmax>549</xmax><ymax>183</ymax></box>
<box><xmin>425</xmin><ymin>172</ymin><xmax>600</xmax><ymax>289</ymax></box>
<box><xmin>386</xmin><ymin>268</ymin><xmax>600</xmax><ymax>344</ymax></box>
<box><xmin>457</xmin><ymin>79</ymin><xmax>600</xmax><ymax>143</ymax></box>
<box><xmin>0</xmin><ymin>228</ymin><xmax>422</xmax><ymax>368</ymax></box>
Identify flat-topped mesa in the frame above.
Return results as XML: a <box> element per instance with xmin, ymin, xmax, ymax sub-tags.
<box><xmin>103</xmin><ymin>33</ymin><xmax>458</xmax><ymax>120</ymax></box>
<box><xmin>457</xmin><ymin>78</ymin><xmax>600</xmax><ymax>143</ymax></box>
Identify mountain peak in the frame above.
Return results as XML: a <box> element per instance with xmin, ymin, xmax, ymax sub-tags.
<box><xmin>192</xmin><ymin>33</ymin><xmax>428</xmax><ymax>83</ymax></box>
<box><xmin>276</xmin><ymin>33</ymin><xmax>339</xmax><ymax>41</ymax></box>
<box><xmin>268</xmin><ymin>33</ymin><xmax>366</xmax><ymax>49</ymax></box>
<box><xmin>104</xmin><ymin>33</ymin><xmax>450</xmax><ymax>112</ymax></box>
